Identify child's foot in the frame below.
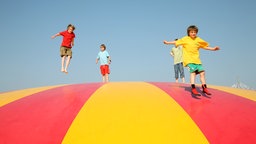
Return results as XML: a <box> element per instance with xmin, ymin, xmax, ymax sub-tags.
<box><xmin>64</xmin><ymin>69</ymin><xmax>68</xmax><ymax>74</ymax></box>
<box><xmin>202</xmin><ymin>88</ymin><xmax>212</xmax><ymax>95</ymax></box>
<box><xmin>61</xmin><ymin>68</ymin><xmax>65</xmax><ymax>72</ymax></box>
<box><xmin>191</xmin><ymin>88</ymin><xmax>201</xmax><ymax>96</ymax></box>
<box><xmin>202</xmin><ymin>85</ymin><xmax>212</xmax><ymax>95</ymax></box>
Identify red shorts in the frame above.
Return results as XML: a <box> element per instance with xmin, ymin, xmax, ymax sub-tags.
<box><xmin>100</xmin><ymin>65</ymin><xmax>110</xmax><ymax>76</ymax></box>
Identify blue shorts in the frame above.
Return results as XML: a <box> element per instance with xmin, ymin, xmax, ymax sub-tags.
<box><xmin>174</xmin><ymin>62</ymin><xmax>185</xmax><ymax>79</ymax></box>
<box><xmin>187</xmin><ymin>63</ymin><xmax>204</xmax><ymax>74</ymax></box>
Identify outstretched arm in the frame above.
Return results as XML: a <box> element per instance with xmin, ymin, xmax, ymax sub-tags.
<box><xmin>51</xmin><ymin>33</ymin><xmax>61</xmax><ymax>39</ymax></box>
<box><xmin>202</xmin><ymin>46</ymin><xmax>220</xmax><ymax>51</ymax></box>
<box><xmin>163</xmin><ymin>40</ymin><xmax>176</xmax><ymax>45</ymax></box>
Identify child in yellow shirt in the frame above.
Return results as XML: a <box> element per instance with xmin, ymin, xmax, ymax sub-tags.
<box><xmin>163</xmin><ymin>25</ymin><xmax>220</xmax><ymax>96</ymax></box>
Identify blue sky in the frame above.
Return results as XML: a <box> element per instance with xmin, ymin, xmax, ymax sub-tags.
<box><xmin>1</xmin><ymin>0</ymin><xmax>255</xmax><ymax>91</ymax></box>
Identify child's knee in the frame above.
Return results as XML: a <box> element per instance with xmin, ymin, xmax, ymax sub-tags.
<box><xmin>200</xmin><ymin>71</ymin><xmax>205</xmax><ymax>77</ymax></box>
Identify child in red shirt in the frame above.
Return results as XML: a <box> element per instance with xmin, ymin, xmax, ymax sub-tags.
<box><xmin>51</xmin><ymin>24</ymin><xmax>76</xmax><ymax>74</ymax></box>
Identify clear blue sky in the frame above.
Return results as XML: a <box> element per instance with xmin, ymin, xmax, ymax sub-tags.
<box><xmin>1</xmin><ymin>0</ymin><xmax>256</xmax><ymax>92</ymax></box>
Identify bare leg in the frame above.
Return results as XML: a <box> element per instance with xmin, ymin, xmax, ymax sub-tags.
<box><xmin>64</xmin><ymin>56</ymin><xmax>71</xmax><ymax>73</ymax></box>
<box><xmin>175</xmin><ymin>79</ymin><xmax>178</xmax><ymax>83</ymax></box>
<box><xmin>102</xmin><ymin>76</ymin><xmax>105</xmax><ymax>83</ymax></box>
<box><xmin>182</xmin><ymin>77</ymin><xmax>185</xmax><ymax>83</ymax></box>
<box><xmin>61</xmin><ymin>56</ymin><xmax>66</xmax><ymax>72</ymax></box>
<box><xmin>190</xmin><ymin>72</ymin><xmax>196</xmax><ymax>84</ymax></box>
<box><xmin>199</xmin><ymin>71</ymin><xmax>206</xmax><ymax>84</ymax></box>
<box><xmin>105</xmin><ymin>74</ymin><xmax>109</xmax><ymax>82</ymax></box>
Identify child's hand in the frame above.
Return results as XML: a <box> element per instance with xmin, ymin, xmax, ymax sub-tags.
<box><xmin>51</xmin><ymin>33</ymin><xmax>60</xmax><ymax>39</ymax></box>
<box><xmin>214</xmin><ymin>46</ymin><xmax>220</xmax><ymax>51</ymax></box>
<box><xmin>163</xmin><ymin>40</ymin><xmax>176</xmax><ymax>45</ymax></box>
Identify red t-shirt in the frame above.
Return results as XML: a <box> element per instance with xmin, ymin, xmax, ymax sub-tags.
<box><xmin>59</xmin><ymin>31</ymin><xmax>75</xmax><ymax>48</ymax></box>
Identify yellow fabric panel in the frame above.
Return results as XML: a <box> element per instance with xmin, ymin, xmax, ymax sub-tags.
<box><xmin>62</xmin><ymin>82</ymin><xmax>208</xmax><ymax>144</ymax></box>
<box><xmin>0</xmin><ymin>85</ymin><xmax>65</xmax><ymax>107</ymax></box>
<box><xmin>209</xmin><ymin>85</ymin><xmax>256</xmax><ymax>101</ymax></box>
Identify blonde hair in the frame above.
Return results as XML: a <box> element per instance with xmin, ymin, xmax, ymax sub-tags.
<box><xmin>67</xmin><ymin>24</ymin><xmax>75</xmax><ymax>30</ymax></box>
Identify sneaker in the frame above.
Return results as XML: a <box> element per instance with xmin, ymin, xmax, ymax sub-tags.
<box><xmin>191</xmin><ymin>88</ymin><xmax>201</xmax><ymax>96</ymax></box>
<box><xmin>202</xmin><ymin>87</ymin><xmax>212</xmax><ymax>95</ymax></box>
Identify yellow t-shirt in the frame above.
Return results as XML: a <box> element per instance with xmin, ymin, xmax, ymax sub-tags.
<box><xmin>176</xmin><ymin>36</ymin><xmax>209</xmax><ymax>66</ymax></box>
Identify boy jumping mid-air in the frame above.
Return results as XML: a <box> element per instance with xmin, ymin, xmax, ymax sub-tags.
<box><xmin>51</xmin><ymin>24</ymin><xmax>76</xmax><ymax>74</ymax></box>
